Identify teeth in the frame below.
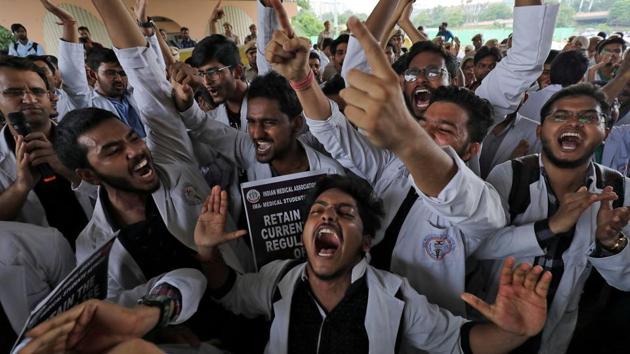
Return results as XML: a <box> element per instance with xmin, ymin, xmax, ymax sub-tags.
<box><xmin>317</xmin><ymin>228</ymin><xmax>334</xmax><ymax>238</ymax></box>
<box><xmin>134</xmin><ymin>159</ymin><xmax>148</xmax><ymax>171</ymax></box>
<box><xmin>560</xmin><ymin>132</ymin><xmax>580</xmax><ymax>139</ymax></box>
<box><xmin>414</xmin><ymin>88</ymin><xmax>429</xmax><ymax>95</ymax></box>
<box><xmin>256</xmin><ymin>142</ymin><xmax>271</xmax><ymax>152</ymax></box>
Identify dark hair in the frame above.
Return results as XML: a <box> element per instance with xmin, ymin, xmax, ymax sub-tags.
<box><xmin>405</xmin><ymin>41</ymin><xmax>453</xmax><ymax>73</ymax></box>
<box><xmin>26</xmin><ymin>55</ymin><xmax>56</xmax><ymax>75</ymax></box>
<box><xmin>321</xmin><ymin>38</ymin><xmax>334</xmax><ymax>51</ymax></box>
<box><xmin>248</xmin><ymin>71</ymin><xmax>302</xmax><ymax>119</ymax></box>
<box><xmin>442</xmin><ymin>22</ymin><xmax>448</xmax><ymax>27</ymax></box>
<box><xmin>309</xmin><ymin>51</ymin><xmax>321</xmax><ymax>62</ymax></box>
<box><xmin>429</xmin><ymin>86</ymin><xmax>494</xmax><ymax>143</ymax></box>
<box><xmin>46</xmin><ymin>55</ymin><xmax>58</xmax><ymax>68</ymax></box>
<box><xmin>86</xmin><ymin>48</ymin><xmax>120</xmax><ymax>71</ymax></box>
<box><xmin>331</xmin><ymin>34</ymin><xmax>350</xmax><ymax>55</ymax></box>
<box><xmin>540</xmin><ymin>83</ymin><xmax>610</xmax><ymax>124</ymax></box>
<box><xmin>417</xmin><ymin>26</ymin><xmax>424</xmax><ymax>31</ymax></box>
<box><xmin>597</xmin><ymin>31</ymin><xmax>607</xmax><ymax>39</ymax></box>
<box><xmin>55</xmin><ymin>108</ymin><xmax>120</xmax><ymax>170</ymax></box>
<box><xmin>321</xmin><ymin>74</ymin><xmax>346</xmax><ymax>96</ymax></box>
<box><xmin>392</xmin><ymin>52</ymin><xmax>409</xmax><ymax>75</ymax></box>
<box><xmin>303</xmin><ymin>174</ymin><xmax>384</xmax><ymax>239</ymax></box>
<box><xmin>0</xmin><ymin>56</ymin><xmax>49</xmax><ymax>90</ymax></box>
<box><xmin>191</xmin><ymin>34</ymin><xmax>241</xmax><ymax>68</ymax></box>
<box><xmin>549</xmin><ymin>50</ymin><xmax>589</xmax><ymax>87</ymax></box>
<box><xmin>596</xmin><ymin>36</ymin><xmax>627</xmax><ymax>54</ymax></box>
<box><xmin>473</xmin><ymin>46</ymin><xmax>502</xmax><ymax>65</ymax></box>
<box><xmin>181</xmin><ymin>27</ymin><xmax>189</xmax><ymax>32</ymax></box>
<box><xmin>544</xmin><ymin>49</ymin><xmax>559</xmax><ymax>65</ymax></box>
<box><xmin>78</xmin><ymin>26</ymin><xmax>90</xmax><ymax>32</ymax></box>
<box><xmin>10</xmin><ymin>24</ymin><xmax>25</xmax><ymax>33</ymax></box>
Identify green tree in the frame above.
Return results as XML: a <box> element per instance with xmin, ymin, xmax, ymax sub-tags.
<box><xmin>297</xmin><ymin>0</ymin><xmax>311</xmax><ymax>10</ymax></box>
<box><xmin>609</xmin><ymin>0</ymin><xmax>630</xmax><ymax>26</ymax></box>
<box><xmin>0</xmin><ymin>26</ymin><xmax>13</xmax><ymax>51</ymax></box>
<box><xmin>293</xmin><ymin>9</ymin><xmax>323</xmax><ymax>38</ymax></box>
<box><xmin>478</xmin><ymin>3</ymin><xmax>513</xmax><ymax>21</ymax></box>
<box><xmin>556</xmin><ymin>3</ymin><xmax>576</xmax><ymax>27</ymax></box>
<box><xmin>444</xmin><ymin>7</ymin><xmax>465</xmax><ymax>27</ymax></box>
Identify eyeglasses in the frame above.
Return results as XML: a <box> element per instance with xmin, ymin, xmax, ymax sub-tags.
<box><xmin>199</xmin><ymin>65</ymin><xmax>231</xmax><ymax>81</ymax></box>
<box><xmin>546</xmin><ymin>110</ymin><xmax>606</xmax><ymax>125</ymax></box>
<box><xmin>403</xmin><ymin>66</ymin><xmax>447</xmax><ymax>82</ymax></box>
<box><xmin>1</xmin><ymin>87</ymin><xmax>49</xmax><ymax>98</ymax></box>
<box><xmin>102</xmin><ymin>69</ymin><xmax>127</xmax><ymax>78</ymax></box>
<box><xmin>602</xmin><ymin>48</ymin><xmax>623</xmax><ymax>55</ymax></box>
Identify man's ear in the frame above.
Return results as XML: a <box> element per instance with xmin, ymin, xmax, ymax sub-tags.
<box><xmin>461</xmin><ymin>142</ymin><xmax>481</xmax><ymax>162</ymax></box>
<box><xmin>536</xmin><ymin>124</ymin><xmax>542</xmax><ymax>139</ymax></box>
<box><xmin>76</xmin><ymin>168</ymin><xmax>101</xmax><ymax>186</ymax></box>
<box><xmin>291</xmin><ymin>115</ymin><xmax>305</xmax><ymax>135</ymax></box>
<box><xmin>86</xmin><ymin>67</ymin><xmax>98</xmax><ymax>82</ymax></box>
<box><xmin>233</xmin><ymin>64</ymin><xmax>243</xmax><ymax>79</ymax></box>
<box><xmin>362</xmin><ymin>235</ymin><xmax>372</xmax><ymax>253</ymax></box>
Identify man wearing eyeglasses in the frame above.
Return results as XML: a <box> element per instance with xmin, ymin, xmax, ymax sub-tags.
<box><xmin>474</xmin><ymin>83</ymin><xmax>630</xmax><ymax>353</ymax></box>
<box><xmin>0</xmin><ymin>56</ymin><xmax>93</xmax><ymax>246</ymax></box>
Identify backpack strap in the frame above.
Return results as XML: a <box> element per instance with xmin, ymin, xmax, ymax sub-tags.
<box><xmin>595</xmin><ymin>163</ymin><xmax>626</xmax><ymax>208</ymax></box>
<box><xmin>507</xmin><ymin>154</ymin><xmax>541</xmax><ymax>221</ymax></box>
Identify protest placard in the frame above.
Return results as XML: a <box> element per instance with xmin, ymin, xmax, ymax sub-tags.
<box><xmin>241</xmin><ymin>171</ymin><xmax>325</xmax><ymax>270</ymax></box>
<box><xmin>12</xmin><ymin>237</ymin><xmax>115</xmax><ymax>351</ymax></box>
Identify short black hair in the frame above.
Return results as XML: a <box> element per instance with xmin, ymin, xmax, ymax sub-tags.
<box><xmin>597</xmin><ymin>31</ymin><xmax>607</xmax><ymax>39</ymax></box>
<box><xmin>55</xmin><ymin>108</ymin><xmax>120</xmax><ymax>171</ymax></box>
<box><xmin>392</xmin><ymin>52</ymin><xmax>409</xmax><ymax>75</ymax></box>
<box><xmin>0</xmin><ymin>55</ymin><xmax>49</xmax><ymax>90</ymax></box>
<box><xmin>321</xmin><ymin>38</ymin><xmax>334</xmax><ymax>51</ymax></box>
<box><xmin>544</xmin><ymin>49</ymin><xmax>559</xmax><ymax>65</ymax></box>
<box><xmin>596</xmin><ymin>36</ymin><xmax>627</xmax><ymax>54</ymax></box>
<box><xmin>86</xmin><ymin>48</ymin><xmax>120</xmax><ymax>71</ymax></box>
<box><xmin>181</xmin><ymin>27</ymin><xmax>189</xmax><ymax>32</ymax></box>
<box><xmin>309</xmin><ymin>51</ymin><xmax>321</xmax><ymax>62</ymax></box>
<box><xmin>303</xmin><ymin>174</ymin><xmax>384</xmax><ymax>239</ymax></box>
<box><xmin>78</xmin><ymin>26</ymin><xmax>90</xmax><ymax>32</ymax></box>
<box><xmin>321</xmin><ymin>74</ymin><xmax>346</xmax><ymax>96</ymax></box>
<box><xmin>191</xmin><ymin>34</ymin><xmax>241</xmax><ymax>68</ymax></box>
<box><xmin>540</xmin><ymin>83</ymin><xmax>610</xmax><ymax>124</ymax></box>
<box><xmin>549</xmin><ymin>50</ymin><xmax>589</xmax><ymax>87</ymax></box>
<box><xmin>10</xmin><ymin>24</ymin><xmax>25</xmax><ymax>33</ymax></box>
<box><xmin>26</xmin><ymin>55</ymin><xmax>56</xmax><ymax>75</ymax></box>
<box><xmin>331</xmin><ymin>34</ymin><xmax>350</xmax><ymax>55</ymax></box>
<box><xmin>473</xmin><ymin>46</ymin><xmax>502</xmax><ymax>65</ymax></box>
<box><xmin>248</xmin><ymin>71</ymin><xmax>303</xmax><ymax>119</ymax></box>
<box><xmin>405</xmin><ymin>41</ymin><xmax>453</xmax><ymax>73</ymax></box>
<box><xmin>429</xmin><ymin>86</ymin><xmax>494</xmax><ymax>143</ymax></box>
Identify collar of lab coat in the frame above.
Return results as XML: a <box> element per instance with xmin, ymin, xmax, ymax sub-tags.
<box><xmin>268</xmin><ymin>258</ymin><xmax>405</xmax><ymax>354</ymax></box>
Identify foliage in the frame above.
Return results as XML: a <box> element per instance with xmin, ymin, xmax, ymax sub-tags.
<box><xmin>557</xmin><ymin>2</ymin><xmax>576</xmax><ymax>27</ymax></box>
<box><xmin>609</xmin><ymin>0</ymin><xmax>630</xmax><ymax>26</ymax></box>
<box><xmin>478</xmin><ymin>3</ymin><xmax>513</xmax><ymax>21</ymax></box>
<box><xmin>0</xmin><ymin>26</ymin><xmax>13</xmax><ymax>51</ymax></box>
<box><xmin>412</xmin><ymin>6</ymin><xmax>464</xmax><ymax>27</ymax></box>
<box><xmin>320</xmin><ymin>10</ymin><xmax>368</xmax><ymax>26</ymax></box>
<box><xmin>293</xmin><ymin>9</ymin><xmax>323</xmax><ymax>38</ymax></box>
<box><xmin>297</xmin><ymin>0</ymin><xmax>311</xmax><ymax>10</ymax></box>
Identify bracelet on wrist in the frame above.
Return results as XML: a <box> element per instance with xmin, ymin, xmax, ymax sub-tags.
<box><xmin>290</xmin><ymin>70</ymin><xmax>315</xmax><ymax>92</ymax></box>
<box><xmin>601</xmin><ymin>232</ymin><xmax>628</xmax><ymax>253</ymax></box>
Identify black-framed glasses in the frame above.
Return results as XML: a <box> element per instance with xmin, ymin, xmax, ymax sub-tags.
<box><xmin>199</xmin><ymin>65</ymin><xmax>231</xmax><ymax>80</ymax></box>
<box><xmin>1</xmin><ymin>87</ymin><xmax>49</xmax><ymax>98</ymax></box>
<box><xmin>547</xmin><ymin>110</ymin><xmax>606</xmax><ymax>125</ymax></box>
<box><xmin>403</xmin><ymin>66</ymin><xmax>447</xmax><ymax>82</ymax></box>
<box><xmin>102</xmin><ymin>69</ymin><xmax>127</xmax><ymax>78</ymax></box>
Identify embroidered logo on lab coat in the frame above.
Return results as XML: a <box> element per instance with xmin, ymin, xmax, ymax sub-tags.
<box><xmin>423</xmin><ymin>234</ymin><xmax>455</xmax><ymax>260</ymax></box>
<box><xmin>183</xmin><ymin>184</ymin><xmax>204</xmax><ymax>205</ymax></box>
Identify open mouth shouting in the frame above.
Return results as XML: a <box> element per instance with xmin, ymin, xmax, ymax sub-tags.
<box><xmin>414</xmin><ymin>88</ymin><xmax>432</xmax><ymax>111</ymax></box>
<box><xmin>130</xmin><ymin>155</ymin><xmax>155</xmax><ymax>182</ymax></box>
<box><xmin>557</xmin><ymin>131</ymin><xmax>582</xmax><ymax>152</ymax></box>
<box><xmin>314</xmin><ymin>223</ymin><xmax>342</xmax><ymax>258</ymax></box>
<box><xmin>255</xmin><ymin>140</ymin><xmax>272</xmax><ymax>155</ymax></box>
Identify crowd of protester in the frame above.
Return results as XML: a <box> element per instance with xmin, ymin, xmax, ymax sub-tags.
<box><xmin>1</xmin><ymin>0</ymin><xmax>630</xmax><ymax>353</ymax></box>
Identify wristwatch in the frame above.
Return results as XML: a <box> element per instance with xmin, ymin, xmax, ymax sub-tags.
<box><xmin>137</xmin><ymin>294</ymin><xmax>174</xmax><ymax>329</ymax></box>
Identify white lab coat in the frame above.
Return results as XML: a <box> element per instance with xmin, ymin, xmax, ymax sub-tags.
<box><xmin>75</xmin><ymin>44</ymin><xmax>254</xmax><ymax>313</ymax></box>
<box><xmin>216</xmin><ymin>258</ymin><xmax>469</xmax><ymax>354</ymax></box>
<box><xmin>180</xmin><ymin>101</ymin><xmax>346</xmax><ymax>181</ymax></box>
<box><xmin>305</xmin><ymin>101</ymin><xmax>506</xmax><ymax>316</ymax></box>
<box><xmin>601</xmin><ymin>124</ymin><xmax>630</xmax><ymax>177</ymax></box>
<box><xmin>476</xmin><ymin>156</ymin><xmax>630</xmax><ymax>353</ymax></box>
<box><xmin>479</xmin><ymin>113</ymin><xmax>541</xmax><ymax>179</ymax></box>
<box><xmin>518</xmin><ymin>84</ymin><xmax>563</xmax><ymax>122</ymax></box>
<box><xmin>0</xmin><ymin>222</ymin><xmax>74</xmax><ymax>333</ymax></box>
<box><xmin>0</xmin><ymin>125</ymin><xmax>95</xmax><ymax>232</ymax></box>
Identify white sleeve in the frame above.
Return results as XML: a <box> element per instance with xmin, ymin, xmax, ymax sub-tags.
<box><xmin>147</xmin><ymin>33</ymin><xmax>167</xmax><ymax>72</ymax></box>
<box><xmin>256</xmin><ymin>0</ymin><xmax>276</xmax><ymax>76</ymax></box>
<box><xmin>475</xmin><ymin>4</ymin><xmax>559</xmax><ymax>123</ymax></box>
<box><xmin>305</xmin><ymin>100</ymin><xmax>396</xmax><ymax>184</ymax></box>
<box><xmin>36</xmin><ymin>44</ymin><xmax>46</xmax><ymax>56</ymax></box>
<box><xmin>411</xmin><ymin>148</ymin><xmax>507</xmax><ymax>247</ymax></box>
<box><xmin>8</xmin><ymin>44</ymin><xmax>17</xmax><ymax>56</ymax></box>
<box><xmin>340</xmin><ymin>36</ymin><xmax>371</xmax><ymax>82</ymax></box>
<box><xmin>114</xmin><ymin>45</ymin><xmax>197</xmax><ymax>166</ymax></box>
<box><xmin>180</xmin><ymin>101</ymin><xmax>256</xmax><ymax>170</ymax></box>
<box><xmin>58</xmin><ymin>40</ymin><xmax>92</xmax><ymax>109</ymax></box>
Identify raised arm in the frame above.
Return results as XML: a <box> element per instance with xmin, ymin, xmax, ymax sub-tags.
<box><xmin>209</xmin><ymin>0</ymin><xmax>224</xmax><ymax>35</ymax></box>
<box><xmin>475</xmin><ymin>0</ymin><xmax>558</xmax><ymax>123</ymax></box>
<box><xmin>397</xmin><ymin>2</ymin><xmax>428</xmax><ymax>44</ymax></box>
<box><xmin>39</xmin><ymin>0</ymin><xmax>77</xmax><ymax>43</ymax></box>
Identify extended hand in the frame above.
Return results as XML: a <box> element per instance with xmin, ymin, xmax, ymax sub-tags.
<box><xmin>195</xmin><ymin>186</ymin><xmax>247</xmax><ymax>261</ymax></box>
<box><xmin>548</xmin><ymin>186</ymin><xmax>617</xmax><ymax>234</ymax></box>
<box><xmin>19</xmin><ymin>300</ymin><xmax>159</xmax><ymax>354</ymax></box>
<box><xmin>210</xmin><ymin>0</ymin><xmax>225</xmax><ymax>22</ymax></box>
<box><xmin>596</xmin><ymin>195</ymin><xmax>630</xmax><ymax>248</ymax></box>
<box><xmin>462</xmin><ymin>257</ymin><xmax>551</xmax><ymax>337</ymax></box>
<box><xmin>39</xmin><ymin>0</ymin><xmax>76</xmax><ymax>25</ymax></box>
<box><xmin>169</xmin><ymin>62</ymin><xmax>201</xmax><ymax>111</ymax></box>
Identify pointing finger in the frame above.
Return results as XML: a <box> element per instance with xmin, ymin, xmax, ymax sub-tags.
<box><xmin>270</xmin><ymin>0</ymin><xmax>294</xmax><ymax>38</ymax></box>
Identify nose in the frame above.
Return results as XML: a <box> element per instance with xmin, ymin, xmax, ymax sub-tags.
<box><xmin>21</xmin><ymin>91</ymin><xmax>39</xmax><ymax>104</ymax></box>
<box><xmin>126</xmin><ymin>142</ymin><xmax>144</xmax><ymax>160</ymax></box>
<box><xmin>249</xmin><ymin>122</ymin><xmax>267</xmax><ymax>139</ymax></box>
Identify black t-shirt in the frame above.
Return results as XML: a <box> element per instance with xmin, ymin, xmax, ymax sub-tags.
<box><xmin>4</xmin><ymin>127</ymin><xmax>88</xmax><ymax>249</ymax></box>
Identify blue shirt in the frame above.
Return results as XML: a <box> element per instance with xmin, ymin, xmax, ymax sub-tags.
<box><xmin>107</xmin><ymin>95</ymin><xmax>146</xmax><ymax>138</ymax></box>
